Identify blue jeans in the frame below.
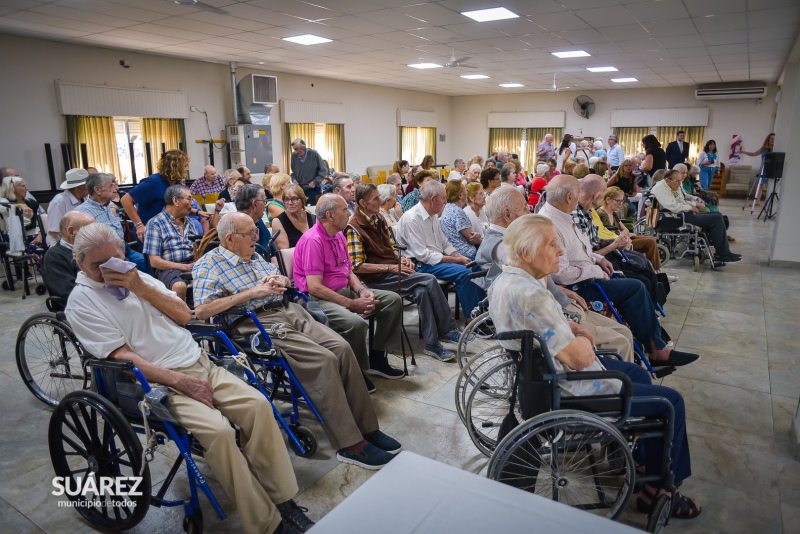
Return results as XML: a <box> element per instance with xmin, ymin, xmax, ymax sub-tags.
<box><xmin>572</xmin><ymin>278</ymin><xmax>666</xmax><ymax>350</ymax></box>
<box><xmin>417</xmin><ymin>262</ymin><xmax>486</xmax><ymax>319</ymax></box>
<box><xmin>125</xmin><ymin>244</ymin><xmax>149</xmax><ymax>274</ymax></box>
<box><xmin>699</xmin><ymin>166</ymin><xmax>715</xmax><ymax>190</ymax></box>
<box><xmin>601</xmin><ymin>358</ymin><xmax>691</xmax><ymax>485</ymax></box>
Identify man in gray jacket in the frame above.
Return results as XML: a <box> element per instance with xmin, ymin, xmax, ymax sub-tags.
<box><xmin>290</xmin><ymin>138</ymin><xmax>327</xmax><ymax>206</ymax></box>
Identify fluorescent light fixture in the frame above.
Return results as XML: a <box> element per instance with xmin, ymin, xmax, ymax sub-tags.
<box><xmin>462</xmin><ymin>7</ymin><xmax>519</xmax><ymax>22</ymax></box>
<box><xmin>551</xmin><ymin>50</ymin><xmax>590</xmax><ymax>58</ymax></box>
<box><xmin>611</xmin><ymin>77</ymin><xmax>638</xmax><ymax>83</ymax></box>
<box><xmin>282</xmin><ymin>34</ymin><xmax>332</xmax><ymax>45</ymax></box>
<box><xmin>461</xmin><ymin>74</ymin><xmax>490</xmax><ymax>79</ymax></box>
<box><xmin>586</xmin><ymin>66</ymin><xmax>618</xmax><ymax>72</ymax></box>
<box><xmin>408</xmin><ymin>62</ymin><xmax>443</xmax><ymax>69</ymax></box>
<box><xmin>499</xmin><ymin>83</ymin><xmax>524</xmax><ymax>88</ymax></box>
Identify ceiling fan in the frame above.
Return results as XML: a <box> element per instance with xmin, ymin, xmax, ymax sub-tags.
<box><xmin>550</xmin><ymin>72</ymin><xmax>558</xmax><ymax>92</ymax></box>
<box><xmin>444</xmin><ymin>43</ymin><xmax>476</xmax><ymax>69</ymax></box>
<box><xmin>170</xmin><ymin>0</ymin><xmax>230</xmax><ymax>15</ymax></box>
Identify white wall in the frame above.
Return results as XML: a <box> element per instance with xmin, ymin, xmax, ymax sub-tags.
<box><xmin>449</xmin><ymin>86</ymin><xmax>778</xmax><ymax>171</ymax></box>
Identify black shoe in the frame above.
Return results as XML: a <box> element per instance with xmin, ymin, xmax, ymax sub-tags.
<box><xmin>274</xmin><ymin>518</ymin><xmax>301</xmax><ymax>534</ymax></box>
<box><xmin>365</xmin><ymin>430</ymin><xmax>402</xmax><ymax>454</ymax></box>
<box><xmin>715</xmin><ymin>254</ymin><xmax>741</xmax><ymax>264</ymax></box>
<box><xmin>660</xmin><ymin>349</ymin><xmax>700</xmax><ymax>367</ymax></box>
<box><xmin>336</xmin><ymin>442</ymin><xmax>395</xmax><ymax>470</ymax></box>
<box><xmin>362</xmin><ymin>372</ymin><xmax>376</xmax><ymax>393</ymax></box>
<box><xmin>367</xmin><ymin>351</ymin><xmax>405</xmax><ymax>380</ymax></box>
<box><xmin>276</xmin><ymin>500</ymin><xmax>314</xmax><ymax>533</ymax></box>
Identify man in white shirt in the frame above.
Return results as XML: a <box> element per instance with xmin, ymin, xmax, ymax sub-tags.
<box><xmin>46</xmin><ymin>168</ymin><xmax>88</xmax><ymax>246</ymax></box>
<box><xmin>65</xmin><ymin>222</ymin><xmax>312</xmax><ymax>534</ymax></box>
<box><xmin>607</xmin><ymin>135</ymin><xmax>625</xmax><ymax>172</ymax></box>
<box><xmin>447</xmin><ymin>158</ymin><xmax>466</xmax><ymax>181</ymax></box>
<box><xmin>394</xmin><ymin>181</ymin><xmax>486</xmax><ymax>320</ymax></box>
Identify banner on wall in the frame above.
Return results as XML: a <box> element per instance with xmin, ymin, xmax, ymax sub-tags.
<box><xmin>729</xmin><ymin>134</ymin><xmax>743</xmax><ymax>166</ymax></box>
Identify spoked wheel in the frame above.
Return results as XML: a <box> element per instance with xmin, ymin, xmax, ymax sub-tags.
<box><xmin>49</xmin><ymin>391</ymin><xmax>152</xmax><ymax>530</ymax></box>
<box><xmin>656</xmin><ymin>243</ymin><xmax>670</xmax><ymax>267</ymax></box>
<box><xmin>646</xmin><ymin>494</ymin><xmax>672</xmax><ymax>533</ymax></box>
<box><xmin>457</xmin><ymin>311</ymin><xmax>498</xmax><ymax>369</ymax></box>
<box><xmin>464</xmin><ymin>359</ymin><xmax>518</xmax><ymax>456</ymax></box>
<box><xmin>16</xmin><ymin>313</ymin><xmax>88</xmax><ymax>407</ymax></box>
<box><xmin>455</xmin><ymin>350</ymin><xmax>511</xmax><ymax>425</ymax></box>
<box><xmin>488</xmin><ymin>410</ymin><xmax>635</xmax><ymax>520</ymax></box>
<box><xmin>289</xmin><ymin>425</ymin><xmax>318</xmax><ymax>458</ymax></box>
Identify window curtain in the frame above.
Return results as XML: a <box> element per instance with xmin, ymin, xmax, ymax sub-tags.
<box><xmin>399</xmin><ymin>126</ymin><xmax>436</xmax><ymax>167</ymax></box>
<box><xmin>657</xmin><ymin>126</ymin><xmax>706</xmax><ymax>164</ymax></box>
<box><xmin>284</xmin><ymin>123</ymin><xmax>316</xmax><ymax>172</ymax></box>
<box><xmin>525</xmin><ymin>127</ymin><xmax>564</xmax><ymax>172</ymax></box>
<box><xmin>488</xmin><ymin>128</ymin><xmax>523</xmax><ymax>161</ymax></box>
<box><xmin>65</xmin><ymin>115</ymin><xmax>121</xmax><ymax>179</ymax></box>
<box><xmin>324</xmin><ymin>123</ymin><xmax>346</xmax><ymax>173</ymax></box>
<box><xmin>141</xmin><ymin>118</ymin><xmax>187</xmax><ymax>159</ymax></box>
<box><xmin>613</xmin><ymin>127</ymin><xmax>651</xmax><ymax>159</ymax></box>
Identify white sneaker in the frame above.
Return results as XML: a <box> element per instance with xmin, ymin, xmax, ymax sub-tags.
<box><xmin>666</xmin><ymin>274</ymin><xmax>678</xmax><ymax>284</ymax></box>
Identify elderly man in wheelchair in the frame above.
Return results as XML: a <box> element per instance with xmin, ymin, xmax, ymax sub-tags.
<box><xmin>64</xmin><ymin>222</ymin><xmax>312</xmax><ymax>534</ymax></box>
<box><xmin>192</xmin><ymin>212</ymin><xmax>402</xmax><ymax>471</ymax></box>
<box><xmin>487</xmin><ymin>214</ymin><xmax>701</xmax><ymax>524</ymax></box>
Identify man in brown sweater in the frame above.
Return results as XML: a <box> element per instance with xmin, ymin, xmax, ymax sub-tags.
<box><xmin>345</xmin><ymin>183</ymin><xmax>462</xmax><ymax>362</ymax></box>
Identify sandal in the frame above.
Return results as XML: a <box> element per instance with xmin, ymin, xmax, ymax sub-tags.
<box><xmin>635</xmin><ymin>485</ymin><xmax>658</xmax><ymax>514</ymax></box>
<box><xmin>727</xmin><ymin>235</ymin><xmax>736</xmax><ymax>242</ymax></box>
<box><xmin>671</xmin><ymin>491</ymin><xmax>702</xmax><ymax>519</ymax></box>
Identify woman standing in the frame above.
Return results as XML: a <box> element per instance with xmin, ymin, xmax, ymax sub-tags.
<box><xmin>267</xmin><ymin>173</ymin><xmax>291</xmax><ymax>225</ymax></box>
<box><xmin>640</xmin><ymin>134</ymin><xmax>667</xmax><ymax>184</ymax></box>
<box><xmin>696</xmin><ymin>140</ymin><xmax>719</xmax><ymax>191</ymax></box>
<box><xmin>464</xmin><ymin>183</ymin><xmax>489</xmax><ymax>237</ymax></box>
<box><xmin>555</xmin><ymin>134</ymin><xmax>572</xmax><ymax>172</ymax></box>
<box><xmin>740</xmin><ymin>133</ymin><xmax>775</xmax><ymax>205</ymax></box>
<box><xmin>392</xmin><ymin>159</ymin><xmax>410</xmax><ymax>186</ymax></box>
<box><xmin>420</xmin><ymin>154</ymin><xmax>434</xmax><ymax>171</ymax></box>
<box><xmin>270</xmin><ymin>185</ymin><xmax>315</xmax><ymax>250</ymax></box>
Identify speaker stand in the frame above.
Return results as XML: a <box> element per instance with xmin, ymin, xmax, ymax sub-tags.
<box><xmin>757</xmin><ymin>178</ymin><xmax>780</xmax><ymax>222</ymax></box>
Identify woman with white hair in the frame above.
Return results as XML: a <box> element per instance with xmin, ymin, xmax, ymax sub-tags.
<box><xmin>593</xmin><ymin>139</ymin><xmax>607</xmax><ymax>158</ymax></box>
<box><xmin>0</xmin><ymin>175</ymin><xmax>44</xmax><ymax>244</ymax></box>
<box><xmin>488</xmin><ymin>213</ymin><xmax>701</xmax><ymax>521</ymax></box>
<box><xmin>377</xmin><ymin>183</ymin><xmax>402</xmax><ymax>226</ymax></box>
<box><xmin>527</xmin><ymin>164</ymin><xmax>549</xmax><ymax>207</ymax></box>
<box><xmin>574</xmin><ymin>140</ymin><xmax>592</xmax><ymax>164</ymax></box>
<box><xmin>464</xmin><ymin>163</ymin><xmax>482</xmax><ymax>183</ymax></box>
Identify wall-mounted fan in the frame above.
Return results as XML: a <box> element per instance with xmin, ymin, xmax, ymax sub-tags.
<box><xmin>573</xmin><ymin>95</ymin><xmax>595</xmax><ymax>119</ymax></box>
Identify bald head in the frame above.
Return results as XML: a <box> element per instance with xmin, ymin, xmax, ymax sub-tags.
<box><xmin>578</xmin><ymin>174</ymin><xmax>607</xmax><ymax>208</ymax></box>
<box><xmin>203</xmin><ymin>165</ymin><xmax>217</xmax><ymax>182</ymax></box>
<box><xmin>545</xmin><ymin>174</ymin><xmax>580</xmax><ymax>213</ymax></box>
<box><xmin>217</xmin><ymin>212</ymin><xmax>251</xmax><ymax>242</ymax></box>
<box><xmin>59</xmin><ymin>211</ymin><xmax>95</xmax><ymax>245</ymax></box>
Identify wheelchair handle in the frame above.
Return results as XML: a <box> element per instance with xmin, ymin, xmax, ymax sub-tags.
<box><xmin>85</xmin><ymin>358</ymin><xmax>135</xmax><ymax>371</ymax></box>
<box><xmin>393</xmin><ymin>244</ymin><xmax>407</xmax><ymax>251</ymax></box>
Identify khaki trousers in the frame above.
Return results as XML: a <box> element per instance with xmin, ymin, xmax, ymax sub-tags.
<box><xmin>240</xmin><ymin>303</ymin><xmax>379</xmax><ymax>450</ymax></box>
<box><xmin>568</xmin><ymin>303</ymin><xmax>635</xmax><ymax>362</ymax></box>
<box><xmin>169</xmin><ymin>353</ymin><xmax>298</xmax><ymax>534</ymax></box>
<box><xmin>631</xmin><ymin>235</ymin><xmax>661</xmax><ymax>271</ymax></box>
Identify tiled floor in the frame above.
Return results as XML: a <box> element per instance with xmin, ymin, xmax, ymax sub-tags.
<box><xmin>0</xmin><ymin>198</ymin><xmax>798</xmax><ymax>533</ymax></box>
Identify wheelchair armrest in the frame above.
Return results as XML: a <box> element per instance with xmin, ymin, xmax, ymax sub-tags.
<box><xmin>186</xmin><ymin>323</ymin><xmax>223</xmax><ymax>334</ymax></box>
<box><xmin>594</xmin><ymin>349</ymin><xmax>623</xmax><ymax>361</ymax></box>
<box><xmin>180</xmin><ymin>272</ymin><xmax>193</xmax><ymax>282</ymax></box>
<box><xmin>189</xmin><ymin>234</ymin><xmax>204</xmax><ymax>242</ymax></box>
<box><xmin>393</xmin><ymin>244</ymin><xmax>407</xmax><ymax>251</ymax></box>
<box><xmin>465</xmin><ymin>260</ymin><xmax>477</xmax><ymax>269</ymax></box>
<box><xmin>468</xmin><ymin>268</ymin><xmax>489</xmax><ymax>280</ymax></box>
<box><xmin>284</xmin><ymin>288</ymin><xmax>309</xmax><ymax>302</ymax></box>
<box><xmin>84</xmin><ymin>358</ymin><xmax>135</xmax><ymax>371</ymax></box>
<box><xmin>563</xmin><ymin>370</ymin><xmax>634</xmax><ymax>424</ymax></box>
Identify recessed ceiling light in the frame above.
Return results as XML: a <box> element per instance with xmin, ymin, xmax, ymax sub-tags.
<box><xmin>461</xmin><ymin>7</ymin><xmax>519</xmax><ymax>22</ymax></box>
<box><xmin>461</xmin><ymin>74</ymin><xmax>490</xmax><ymax>79</ymax></box>
<box><xmin>499</xmin><ymin>83</ymin><xmax>524</xmax><ymax>88</ymax></box>
<box><xmin>408</xmin><ymin>63</ymin><xmax>443</xmax><ymax>69</ymax></box>
<box><xmin>552</xmin><ymin>50</ymin><xmax>590</xmax><ymax>58</ymax></box>
<box><xmin>586</xmin><ymin>66</ymin><xmax>618</xmax><ymax>72</ymax></box>
<box><xmin>282</xmin><ymin>34</ymin><xmax>332</xmax><ymax>46</ymax></box>
<box><xmin>611</xmin><ymin>77</ymin><xmax>638</xmax><ymax>83</ymax></box>
<box><xmin>258</xmin><ymin>62</ymin><xmax>264</xmax><ymax>65</ymax></box>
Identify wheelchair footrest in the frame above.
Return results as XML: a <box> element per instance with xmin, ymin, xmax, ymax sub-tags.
<box><xmin>653</xmin><ymin>367</ymin><xmax>675</xmax><ymax>379</ymax></box>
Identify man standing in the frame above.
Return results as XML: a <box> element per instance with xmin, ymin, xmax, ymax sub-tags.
<box><xmin>42</xmin><ymin>211</ymin><xmax>94</xmax><ymax>299</ymax></box>
<box><xmin>536</xmin><ymin>134</ymin><xmax>556</xmax><ymax>162</ymax></box>
<box><xmin>448</xmin><ymin>159</ymin><xmax>466</xmax><ymax>181</ymax></box>
<box><xmin>346</xmin><ymin>183</ymin><xmax>462</xmax><ymax>362</ymax></box>
<box><xmin>333</xmin><ymin>174</ymin><xmax>356</xmax><ymax>215</ymax></box>
<box><xmin>294</xmin><ymin>194</ymin><xmax>405</xmax><ymax>383</ymax></box>
<box><xmin>189</xmin><ymin>165</ymin><xmax>225</xmax><ymax>196</ymax></box>
<box><xmin>290</xmin><ymin>139</ymin><xmax>327</xmax><ymax>206</ymax></box>
<box><xmin>607</xmin><ymin>135</ymin><xmax>625</xmax><ymax>172</ymax></box>
<box><xmin>394</xmin><ymin>181</ymin><xmax>487</xmax><ymax>320</ymax></box>
<box><xmin>142</xmin><ymin>184</ymin><xmax>197</xmax><ymax>301</ymax></box>
<box><xmin>75</xmin><ymin>173</ymin><xmax>147</xmax><ymax>272</ymax></box>
<box><xmin>46</xmin><ymin>168</ymin><xmax>88</xmax><ymax>246</ymax></box>
<box><xmin>665</xmin><ymin>130</ymin><xmax>690</xmax><ymax>169</ymax></box>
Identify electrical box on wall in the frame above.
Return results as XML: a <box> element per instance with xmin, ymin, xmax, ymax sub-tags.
<box><xmin>227</xmin><ymin>124</ymin><xmax>273</xmax><ymax>170</ymax></box>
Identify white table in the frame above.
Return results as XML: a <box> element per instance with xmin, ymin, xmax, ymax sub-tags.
<box><xmin>310</xmin><ymin>452</ymin><xmax>642</xmax><ymax>533</ymax></box>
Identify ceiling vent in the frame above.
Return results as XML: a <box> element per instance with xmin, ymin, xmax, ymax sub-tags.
<box><xmin>695</xmin><ymin>83</ymin><xmax>767</xmax><ymax>100</ymax></box>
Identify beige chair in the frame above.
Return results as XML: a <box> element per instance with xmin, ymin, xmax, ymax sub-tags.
<box><xmin>276</xmin><ymin>247</ymin><xmax>295</xmax><ymax>279</ymax></box>
<box><xmin>723</xmin><ymin>165</ymin><xmax>753</xmax><ymax>197</ymax></box>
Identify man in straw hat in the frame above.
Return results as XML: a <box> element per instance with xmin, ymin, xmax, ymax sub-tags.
<box><xmin>46</xmin><ymin>168</ymin><xmax>88</xmax><ymax>246</ymax></box>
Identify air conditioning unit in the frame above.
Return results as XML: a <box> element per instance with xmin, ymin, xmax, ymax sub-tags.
<box><xmin>226</xmin><ymin>124</ymin><xmax>273</xmax><ymax>170</ymax></box>
<box><xmin>695</xmin><ymin>83</ymin><xmax>767</xmax><ymax>100</ymax></box>
<box><xmin>239</xmin><ymin>74</ymin><xmax>277</xmax><ymax>106</ymax></box>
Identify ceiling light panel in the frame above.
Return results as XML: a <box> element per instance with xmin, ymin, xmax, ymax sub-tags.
<box><xmin>461</xmin><ymin>7</ymin><xmax>519</xmax><ymax>22</ymax></box>
<box><xmin>282</xmin><ymin>34</ymin><xmax>332</xmax><ymax>45</ymax></box>
<box><xmin>611</xmin><ymin>77</ymin><xmax>638</xmax><ymax>82</ymax></box>
<box><xmin>499</xmin><ymin>83</ymin><xmax>524</xmax><ymax>87</ymax></box>
<box><xmin>586</xmin><ymin>66</ymin><xmax>618</xmax><ymax>72</ymax></box>
<box><xmin>408</xmin><ymin>63</ymin><xmax>443</xmax><ymax>69</ymax></box>
<box><xmin>461</xmin><ymin>74</ymin><xmax>490</xmax><ymax>79</ymax></box>
<box><xmin>552</xmin><ymin>50</ymin><xmax>591</xmax><ymax>58</ymax></box>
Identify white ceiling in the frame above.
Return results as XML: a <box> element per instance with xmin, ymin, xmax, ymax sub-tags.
<box><xmin>1</xmin><ymin>0</ymin><xmax>798</xmax><ymax>95</ymax></box>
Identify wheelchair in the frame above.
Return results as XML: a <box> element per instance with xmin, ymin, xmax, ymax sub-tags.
<box><xmin>485</xmin><ymin>330</ymin><xmax>677</xmax><ymax>533</ymax></box>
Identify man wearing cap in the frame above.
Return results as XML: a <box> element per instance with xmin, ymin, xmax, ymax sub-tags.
<box><xmin>46</xmin><ymin>168</ymin><xmax>88</xmax><ymax>246</ymax></box>
<box><xmin>607</xmin><ymin>135</ymin><xmax>625</xmax><ymax>173</ymax></box>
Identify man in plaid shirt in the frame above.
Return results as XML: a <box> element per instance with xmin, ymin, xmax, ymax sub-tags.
<box><xmin>189</xmin><ymin>165</ymin><xmax>225</xmax><ymax>196</ymax></box>
<box><xmin>142</xmin><ymin>184</ymin><xmax>197</xmax><ymax>301</ymax></box>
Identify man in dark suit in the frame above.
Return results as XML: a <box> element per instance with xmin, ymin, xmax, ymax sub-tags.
<box><xmin>665</xmin><ymin>130</ymin><xmax>690</xmax><ymax>169</ymax></box>
<box><xmin>42</xmin><ymin>211</ymin><xmax>94</xmax><ymax>299</ymax></box>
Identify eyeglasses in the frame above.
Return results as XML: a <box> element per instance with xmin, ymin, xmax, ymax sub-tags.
<box><xmin>179</xmin><ymin>195</ymin><xmax>192</xmax><ymax>201</ymax></box>
<box><xmin>284</xmin><ymin>197</ymin><xmax>302</xmax><ymax>203</ymax></box>
<box><xmin>607</xmin><ymin>197</ymin><xmax>623</xmax><ymax>204</ymax></box>
<box><xmin>234</xmin><ymin>228</ymin><xmax>259</xmax><ymax>238</ymax></box>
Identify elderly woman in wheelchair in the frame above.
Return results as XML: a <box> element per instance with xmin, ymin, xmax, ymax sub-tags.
<box><xmin>487</xmin><ymin>214</ymin><xmax>701</xmax><ymax>522</ymax></box>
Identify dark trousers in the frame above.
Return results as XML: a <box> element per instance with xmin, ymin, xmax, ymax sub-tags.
<box><xmin>304</xmin><ymin>184</ymin><xmax>322</xmax><ymax>206</ymax></box>
<box><xmin>683</xmin><ymin>212</ymin><xmax>730</xmax><ymax>256</ymax></box>
<box><xmin>602</xmin><ymin>358</ymin><xmax>691</xmax><ymax>485</ymax></box>
<box><xmin>573</xmin><ymin>278</ymin><xmax>666</xmax><ymax>350</ymax></box>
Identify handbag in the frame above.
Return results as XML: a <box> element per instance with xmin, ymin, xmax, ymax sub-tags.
<box><xmin>645</xmin><ymin>197</ymin><xmax>660</xmax><ymax>229</ymax></box>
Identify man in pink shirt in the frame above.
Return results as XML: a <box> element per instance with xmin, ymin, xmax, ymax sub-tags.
<box><xmin>294</xmin><ymin>194</ymin><xmax>404</xmax><ymax>387</ymax></box>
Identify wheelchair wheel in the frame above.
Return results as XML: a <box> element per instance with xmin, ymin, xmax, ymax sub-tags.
<box><xmin>289</xmin><ymin>425</ymin><xmax>318</xmax><ymax>458</ymax></box>
<box><xmin>49</xmin><ymin>390</ymin><xmax>152</xmax><ymax>530</ymax></box>
<box><xmin>464</xmin><ymin>359</ymin><xmax>518</xmax><ymax>456</ymax></box>
<box><xmin>457</xmin><ymin>311</ymin><xmax>498</xmax><ymax>369</ymax></box>
<box><xmin>16</xmin><ymin>313</ymin><xmax>87</xmax><ymax>407</ymax></box>
<box><xmin>656</xmin><ymin>243</ymin><xmax>670</xmax><ymax>267</ymax></box>
<box><xmin>455</xmin><ymin>350</ymin><xmax>511</xmax><ymax>425</ymax></box>
<box><xmin>488</xmin><ymin>410</ymin><xmax>634</xmax><ymax>520</ymax></box>
<box><xmin>183</xmin><ymin>508</ymin><xmax>203</xmax><ymax>534</ymax></box>
<box><xmin>646</xmin><ymin>494</ymin><xmax>672</xmax><ymax>533</ymax></box>
<box><xmin>693</xmin><ymin>255</ymin><xmax>700</xmax><ymax>272</ymax></box>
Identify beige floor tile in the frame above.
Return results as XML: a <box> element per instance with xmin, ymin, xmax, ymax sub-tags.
<box><xmin>684</xmin><ymin>306</ymin><xmax>766</xmax><ymax>336</ymax></box>
<box><xmin>783</xmin><ymin>503</ymin><xmax>800</xmax><ymax>534</ymax></box>
<box><xmin>677</xmin><ymin>324</ymin><xmax>767</xmax><ymax>359</ymax></box>
<box><xmin>773</xmin><ymin>395</ymin><xmax>798</xmax><ymax>443</ymax></box>
<box><xmin>770</xmin><ymin>361</ymin><xmax>800</xmax><ymax>399</ymax></box>
<box><xmin>674</xmin><ymin>345</ymin><xmax>770</xmax><ymax>392</ymax></box>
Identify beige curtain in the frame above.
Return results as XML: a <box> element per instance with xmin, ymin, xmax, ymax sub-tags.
<box><xmin>324</xmin><ymin>123</ymin><xmax>346</xmax><ymax>173</ymax></box>
<box><xmin>65</xmin><ymin>115</ymin><xmax>121</xmax><ymax>178</ymax></box>
<box><xmin>284</xmin><ymin>123</ymin><xmax>316</xmax><ymax>172</ymax></box>
<box><xmin>525</xmin><ymin>127</ymin><xmax>564</xmax><ymax>172</ymax></box>
<box><xmin>657</xmin><ymin>126</ymin><xmax>706</xmax><ymax>164</ymax></box>
<box><xmin>613</xmin><ymin>127</ymin><xmax>651</xmax><ymax>158</ymax></box>
<box><xmin>488</xmin><ymin>128</ymin><xmax>523</xmax><ymax>162</ymax></box>
<box><xmin>399</xmin><ymin>127</ymin><xmax>436</xmax><ymax>166</ymax></box>
<box><xmin>141</xmin><ymin>118</ymin><xmax>186</xmax><ymax>159</ymax></box>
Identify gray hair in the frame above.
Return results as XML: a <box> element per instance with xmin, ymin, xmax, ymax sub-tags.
<box><xmin>386</xmin><ymin>174</ymin><xmax>402</xmax><ymax>185</ymax></box>
<box><xmin>593</xmin><ymin>140</ymin><xmax>604</xmax><ymax>150</ymax></box>
<box><xmin>484</xmin><ymin>186</ymin><xmax>524</xmax><ymax>223</ymax></box>
<box><xmin>419</xmin><ymin>180</ymin><xmax>445</xmax><ymax>202</ymax></box>
<box><xmin>504</xmin><ymin>214</ymin><xmax>555</xmax><ymax>265</ymax></box>
<box><xmin>500</xmin><ymin>164</ymin><xmax>516</xmax><ymax>182</ymax></box>
<box><xmin>223</xmin><ymin>168</ymin><xmax>240</xmax><ymax>186</ymax></box>
<box><xmin>217</xmin><ymin>214</ymin><xmax>238</xmax><ymax>242</ymax></box>
<box><xmin>672</xmin><ymin>163</ymin><xmax>687</xmax><ymax>173</ymax></box>
<box><xmin>377</xmin><ymin>184</ymin><xmax>396</xmax><ymax>203</ymax></box>
<box><xmin>164</xmin><ymin>184</ymin><xmax>188</xmax><ymax>205</ymax></box>
<box><xmin>315</xmin><ymin>194</ymin><xmax>340</xmax><ymax>220</ymax></box>
<box><xmin>535</xmin><ymin>163</ymin><xmax>549</xmax><ymax>177</ymax></box>
<box><xmin>689</xmin><ymin>164</ymin><xmax>700</xmax><ymax>177</ymax></box>
<box><xmin>235</xmin><ymin>183</ymin><xmax>264</xmax><ymax>211</ymax></box>
<box><xmin>0</xmin><ymin>175</ymin><xmax>23</xmax><ymax>201</ymax></box>
<box><xmin>546</xmin><ymin>178</ymin><xmax>578</xmax><ymax>203</ymax></box>
<box><xmin>73</xmin><ymin>222</ymin><xmax>123</xmax><ymax>265</ymax></box>
<box><xmin>332</xmin><ymin>175</ymin><xmax>352</xmax><ymax>192</ymax></box>
<box><xmin>86</xmin><ymin>172</ymin><xmax>115</xmax><ymax>197</ymax></box>
<box><xmin>454</xmin><ymin>158</ymin><xmax>464</xmax><ymax>166</ymax></box>
<box><xmin>588</xmin><ymin>156</ymin><xmax>599</xmax><ymax>168</ymax></box>
<box><xmin>0</xmin><ymin>167</ymin><xmax>17</xmax><ymax>178</ymax></box>
<box><xmin>580</xmin><ymin>140</ymin><xmax>589</xmax><ymax>147</ymax></box>
<box><xmin>59</xmin><ymin>210</ymin><xmax>93</xmax><ymax>236</ymax></box>
<box><xmin>291</xmin><ymin>138</ymin><xmax>307</xmax><ymax>148</ymax></box>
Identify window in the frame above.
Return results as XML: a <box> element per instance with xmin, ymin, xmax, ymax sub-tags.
<box><xmin>489</xmin><ymin>128</ymin><xmax>564</xmax><ymax>172</ymax></box>
<box><xmin>399</xmin><ymin>127</ymin><xmax>436</xmax><ymax>167</ymax></box>
<box><xmin>613</xmin><ymin>127</ymin><xmax>706</xmax><ymax>163</ymax></box>
<box><xmin>114</xmin><ymin>119</ymin><xmax>146</xmax><ymax>185</ymax></box>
